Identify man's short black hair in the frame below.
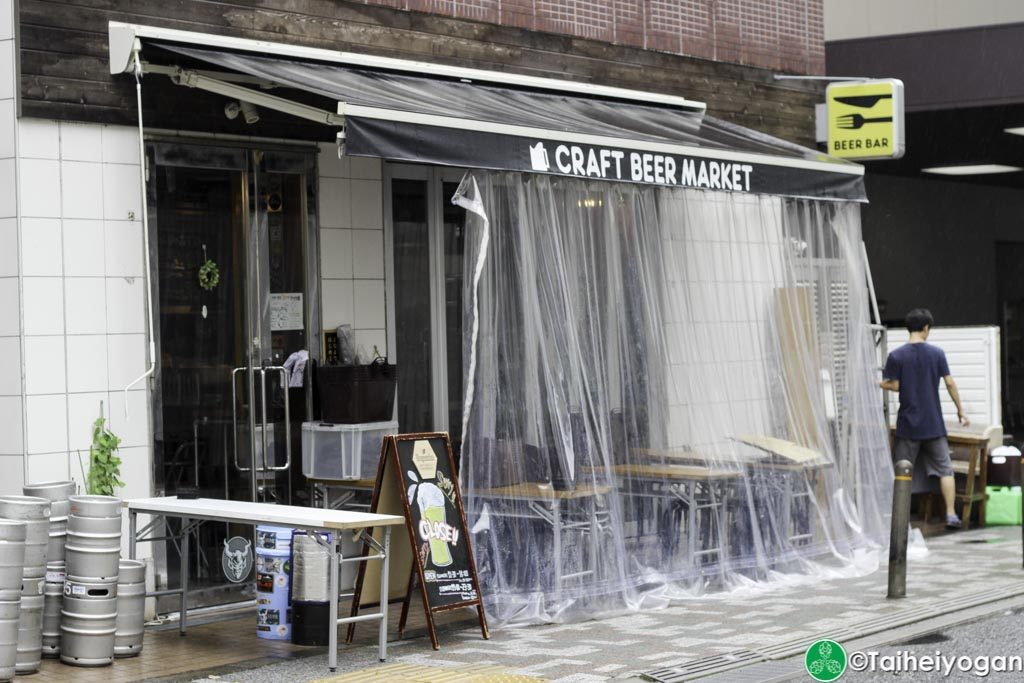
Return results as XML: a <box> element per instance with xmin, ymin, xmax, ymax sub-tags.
<box><xmin>905</xmin><ymin>308</ymin><xmax>934</xmax><ymax>332</ymax></box>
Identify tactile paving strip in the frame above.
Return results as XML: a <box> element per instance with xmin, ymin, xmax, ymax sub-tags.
<box><xmin>642</xmin><ymin>580</ymin><xmax>1024</xmax><ymax>682</ymax></box>
<box><xmin>313</xmin><ymin>663</ymin><xmax>545</xmax><ymax>682</ymax></box>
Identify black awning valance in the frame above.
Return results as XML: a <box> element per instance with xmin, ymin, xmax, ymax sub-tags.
<box><xmin>151</xmin><ymin>43</ymin><xmax>866</xmax><ymax>201</ymax></box>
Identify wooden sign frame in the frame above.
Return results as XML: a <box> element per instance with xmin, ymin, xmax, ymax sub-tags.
<box><xmin>347</xmin><ymin>432</ymin><xmax>489</xmax><ymax>650</ymax></box>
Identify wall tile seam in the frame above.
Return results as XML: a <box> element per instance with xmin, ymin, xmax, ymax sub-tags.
<box><xmin>5</xmin><ymin>58</ymin><xmax>29</xmax><ymax>475</ymax></box>
<box><xmin>55</xmin><ymin>122</ymin><xmax>73</xmax><ymax>465</ymax></box>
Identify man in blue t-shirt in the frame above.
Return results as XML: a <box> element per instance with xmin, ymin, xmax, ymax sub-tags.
<box><xmin>880</xmin><ymin>308</ymin><xmax>970</xmax><ymax>529</ymax></box>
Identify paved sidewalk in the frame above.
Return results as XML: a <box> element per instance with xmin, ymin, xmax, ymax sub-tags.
<box><xmin>191</xmin><ymin>526</ymin><xmax>1024</xmax><ymax>683</ymax></box>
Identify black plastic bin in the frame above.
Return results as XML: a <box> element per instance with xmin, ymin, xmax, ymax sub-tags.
<box><xmin>291</xmin><ymin>601</ymin><xmax>330</xmax><ymax>646</ymax></box>
<box><xmin>316</xmin><ymin>363</ymin><xmax>397</xmax><ymax>423</ymax></box>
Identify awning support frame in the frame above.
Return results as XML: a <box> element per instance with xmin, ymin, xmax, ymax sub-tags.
<box><xmin>109</xmin><ymin>21</ymin><xmax>706</xmax><ymax>112</ymax></box>
<box><xmin>143</xmin><ymin>63</ymin><xmax>344</xmax><ymax>127</ymax></box>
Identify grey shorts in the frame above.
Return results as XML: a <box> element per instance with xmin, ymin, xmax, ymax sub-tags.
<box><xmin>893</xmin><ymin>437</ymin><xmax>954</xmax><ymax>478</ymax></box>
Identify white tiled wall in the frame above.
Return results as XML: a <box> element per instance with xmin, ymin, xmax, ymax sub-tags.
<box><xmin>0</xmin><ymin>113</ymin><xmax>153</xmax><ymax>503</ymax></box>
<box><xmin>318</xmin><ymin>144</ymin><xmax>388</xmax><ymax>361</ymax></box>
<box><xmin>1</xmin><ymin>130</ymin><xmax>388</xmax><ymax>502</ymax></box>
<box><xmin>660</xmin><ymin>192</ymin><xmax>786</xmax><ymax>451</ymax></box>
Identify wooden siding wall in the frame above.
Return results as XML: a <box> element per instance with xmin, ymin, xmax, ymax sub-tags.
<box><xmin>19</xmin><ymin>0</ymin><xmax>823</xmax><ymax>147</ymax></box>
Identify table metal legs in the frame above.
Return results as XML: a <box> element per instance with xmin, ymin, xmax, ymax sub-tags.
<box><xmin>329</xmin><ymin>533</ymin><xmax>340</xmax><ymax>671</ymax></box>
<box><xmin>328</xmin><ymin>526</ymin><xmax>393</xmax><ymax>672</ymax></box>
<box><xmin>129</xmin><ymin>511</ymin><xmax>137</xmax><ymax>560</ymax></box>
<box><xmin>180</xmin><ymin>517</ymin><xmax>189</xmax><ymax>636</ymax></box>
<box><xmin>129</xmin><ymin>512</ymin><xmax>189</xmax><ymax>636</ymax></box>
<box><xmin>378</xmin><ymin>528</ymin><xmax>391</xmax><ymax>662</ymax></box>
<box><xmin>551</xmin><ymin>502</ymin><xmax>562</xmax><ymax>587</ymax></box>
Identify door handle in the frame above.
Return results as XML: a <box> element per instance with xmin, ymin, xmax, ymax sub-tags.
<box><xmin>231</xmin><ymin>366</ymin><xmax>252</xmax><ymax>473</ymax></box>
<box><xmin>262</xmin><ymin>365</ymin><xmax>292</xmax><ymax>472</ymax></box>
<box><xmin>232</xmin><ymin>365</ymin><xmax>291</xmax><ymax>474</ymax></box>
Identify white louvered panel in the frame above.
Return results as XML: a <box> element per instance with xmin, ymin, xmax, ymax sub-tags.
<box><xmin>885</xmin><ymin>326</ymin><xmax>1001</xmax><ymax>429</ymax></box>
<box><xmin>794</xmin><ymin>261</ymin><xmax>851</xmax><ymax>433</ymax></box>
<box><xmin>829</xmin><ymin>279</ymin><xmax>850</xmax><ymax>401</ymax></box>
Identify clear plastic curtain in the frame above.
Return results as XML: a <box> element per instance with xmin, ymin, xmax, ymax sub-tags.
<box><xmin>455</xmin><ymin>172</ymin><xmax>891</xmax><ymax>625</ymax></box>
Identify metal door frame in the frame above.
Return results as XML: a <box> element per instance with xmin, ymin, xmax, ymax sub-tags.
<box><xmin>384</xmin><ymin>163</ymin><xmax>466</xmax><ymax>433</ymax></box>
<box><xmin>146</xmin><ymin>138</ymin><xmax>321</xmax><ymax>502</ymax></box>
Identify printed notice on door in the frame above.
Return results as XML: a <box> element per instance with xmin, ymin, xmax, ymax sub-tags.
<box><xmin>270</xmin><ymin>293</ymin><xmax>304</xmax><ymax>331</ymax></box>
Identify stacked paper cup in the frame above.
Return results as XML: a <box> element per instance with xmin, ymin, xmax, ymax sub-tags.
<box><xmin>0</xmin><ymin>496</ymin><xmax>51</xmax><ymax>676</ymax></box>
<box><xmin>61</xmin><ymin>495</ymin><xmax>121</xmax><ymax>667</ymax></box>
<box><xmin>0</xmin><ymin>520</ymin><xmax>26</xmax><ymax>683</ymax></box>
<box><xmin>23</xmin><ymin>481</ymin><xmax>76</xmax><ymax>659</ymax></box>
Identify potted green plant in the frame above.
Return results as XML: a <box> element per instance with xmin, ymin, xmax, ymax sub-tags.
<box><xmin>78</xmin><ymin>402</ymin><xmax>124</xmax><ymax>495</ymax></box>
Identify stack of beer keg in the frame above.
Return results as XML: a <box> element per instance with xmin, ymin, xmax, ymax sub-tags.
<box><xmin>21</xmin><ymin>481</ymin><xmax>76</xmax><ymax>659</ymax></box>
<box><xmin>0</xmin><ymin>496</ymin><xmax>51</xmax><ymax>677</ymax></box>
<box><xmin>0</xmin><ymin>484</ymin><xmax>147</xmax><ymax>674</ymax></box>
<box><xmin>62</xmin><ymin>495</ymin><xmax>122</xmax><ymax>667</ymax></box>
<box><xmin>0</xmin><ymin>519</ymin><xmax>26</xmax><ymax>682</ymax></box>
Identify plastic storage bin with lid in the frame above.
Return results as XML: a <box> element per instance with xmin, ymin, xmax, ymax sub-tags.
<box><xmin>301</xmin><ymin>420</ymin><xmax>399</xmax><ymax>481</ymax></box>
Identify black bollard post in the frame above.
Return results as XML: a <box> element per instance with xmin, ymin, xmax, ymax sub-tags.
<box><xmin>888</xmin><ymin>459</ymin><xmax>913</xmax><ymax>599</ymax></box>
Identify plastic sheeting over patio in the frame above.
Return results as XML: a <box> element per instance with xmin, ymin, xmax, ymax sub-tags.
<box><xmin>453</xmin><ymin>173</ymin><xmax>891</xmax><ymax>624</ymax></box>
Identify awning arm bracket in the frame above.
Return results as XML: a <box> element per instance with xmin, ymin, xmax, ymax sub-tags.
<box><xmin>144</xmin><ymin>63</ymin><xmax>345</xmax><ymax>127</ymax></box>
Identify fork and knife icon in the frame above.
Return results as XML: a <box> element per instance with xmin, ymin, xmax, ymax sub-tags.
<box><xmin>834</xmin><ymin>93</ymin><xmax>892</xmax><ymax>129</ymax></box>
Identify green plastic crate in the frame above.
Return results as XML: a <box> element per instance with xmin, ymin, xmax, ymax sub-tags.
<box><xmin>985</xmin><ymin>486</ymin><xmax>1023</xmax><ymax>526</ymax></box>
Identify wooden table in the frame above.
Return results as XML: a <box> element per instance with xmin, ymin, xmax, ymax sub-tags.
<box><xmin>307</xmin><ymin>477</ymin><xmax>377</xmax><ymax>510</ymax></box>
<box><xmin>474</xmin><ymin>482</ymin><xmax>612</xmax><ymax>500</ymax></box>
<box><xmin>732</xmin><ymin>436</ymin><xmax>830</xmax><ymax>546</ymax></box>
<box><xmin>124</xmin><ymin>497</ymin><xmax>404</xmax><ymax>671</ymax></box>
<box><xmin>633</xmin><ymin>437</ymin><xmax>831</xmax><ymax>548</ymax></box>
<box><xmin>470</xmin><ymin>482</ymin><xmax>611</xmax><ymax>589</ymax></box>
<box><xmin>948</xmin><ymin>426</ymin><xmax>997</xmax><ymax>528</ymax></box>
<box><xmin>734</xmin><ymin>435</ymin><xmax>829</xmax><ymax>466</ymax></box>
<box><xmin>609</xmin><ymin>463</ymin><xmax>743</xmax><ymax>481</ymax></box>
<box><xmin>608</xmin><ymin>463</ymin><xmax>744</xmax><ymax>567</ymax></box>
<box><xmin>891</xmin><ymin>424</ymin><xmax>997</xmax><ymax>529</ymax></box>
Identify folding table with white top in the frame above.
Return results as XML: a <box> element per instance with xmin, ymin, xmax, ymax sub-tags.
<box><xmin>123</xmin><ymin>496</ymin><xmax>405</xmax><ymax>670</ymax></box>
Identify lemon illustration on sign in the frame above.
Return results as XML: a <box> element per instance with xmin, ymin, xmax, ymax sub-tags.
<box><xmin>804</xmin><ymin>639</ymin><xmax>847</xmax><ymax>681</ymax></box>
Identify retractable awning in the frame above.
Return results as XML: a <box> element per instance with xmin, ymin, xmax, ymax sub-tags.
<box><xmin>110</xmin><ymin>22</ymin><xmax>866</xmax><ymax>201</ymax></box>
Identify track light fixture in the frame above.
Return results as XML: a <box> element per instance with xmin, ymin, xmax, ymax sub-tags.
<box><xmin>224</xmin><ymin>100</ymin><xmax>260</xmax><ymax>124</ymax></box>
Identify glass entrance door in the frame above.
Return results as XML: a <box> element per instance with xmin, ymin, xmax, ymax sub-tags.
<box><xmin>387</xmin><ymin>165</ymin><xmax>467</xmax><ymax>455</ymax></box>
<box><xmin>151</xmin><ymin>142</ymin><xmax>318</xmax><ymax>607</ymax></box>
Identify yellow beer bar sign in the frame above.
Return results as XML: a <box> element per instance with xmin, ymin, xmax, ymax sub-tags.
<box><xmin>826</xmin><ymin>79</ymin><xmax>905</xmax><ymax>160</ymax></box>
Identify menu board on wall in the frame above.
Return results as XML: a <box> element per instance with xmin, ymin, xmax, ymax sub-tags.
<box><xmin>347</xmin><ymin>432</ymin><xmax>489</xmax><ymax>650</ymax></box>
<box><xmin>269</xmin><ymin>292</ymin><xmax>304</xmax><ymax>331</ymax></box>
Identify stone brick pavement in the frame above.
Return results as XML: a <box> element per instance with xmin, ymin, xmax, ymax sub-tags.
<box><xmin>192</xmin><ymin>526</ymin><xmax>1024</xmax><ymax>683</ymax></box>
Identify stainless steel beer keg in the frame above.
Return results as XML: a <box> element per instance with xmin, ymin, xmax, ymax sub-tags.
<box><xmin>113</xmin><ymin>560</ymin><xmax>145</xmax><ymax>657</ymax></box>
<box><xmin>41</xmin><ymin>563</ymin><xmax>65</xmax><ymax>658</ymax></box>
<box><xmin>0</xmin><ymin>600</ymin><xmax>19</xmax><ymax>682</ymax></box>
<box><xmin>65</xmin><ymin>496</ymin><xmax>122</xmax><ymax>582</ymax></box>
<box><xmin>0</xmin><ymin>497</ymin><xmax>50</xmax><ymax>581</ymax></box>
<box><xmin>59</xmin><ymin>578</ymin><xmax>117</xmax><ymax>668</ymax></box>
<box><xmin>0</xmin><ymin>521</ymin><xmax>25</xmax><ymax>603</ymax></box>
<box><xmin>23</xmin><ymin>481</ymin><xmax>76</xmax><ymax>565</ymax></box>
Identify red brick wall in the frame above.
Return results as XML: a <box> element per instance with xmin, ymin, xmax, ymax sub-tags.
<box><xmin>368</xmin><ymin>0</ymin><xmax>824</xmax><ymax>74</ymax></box>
